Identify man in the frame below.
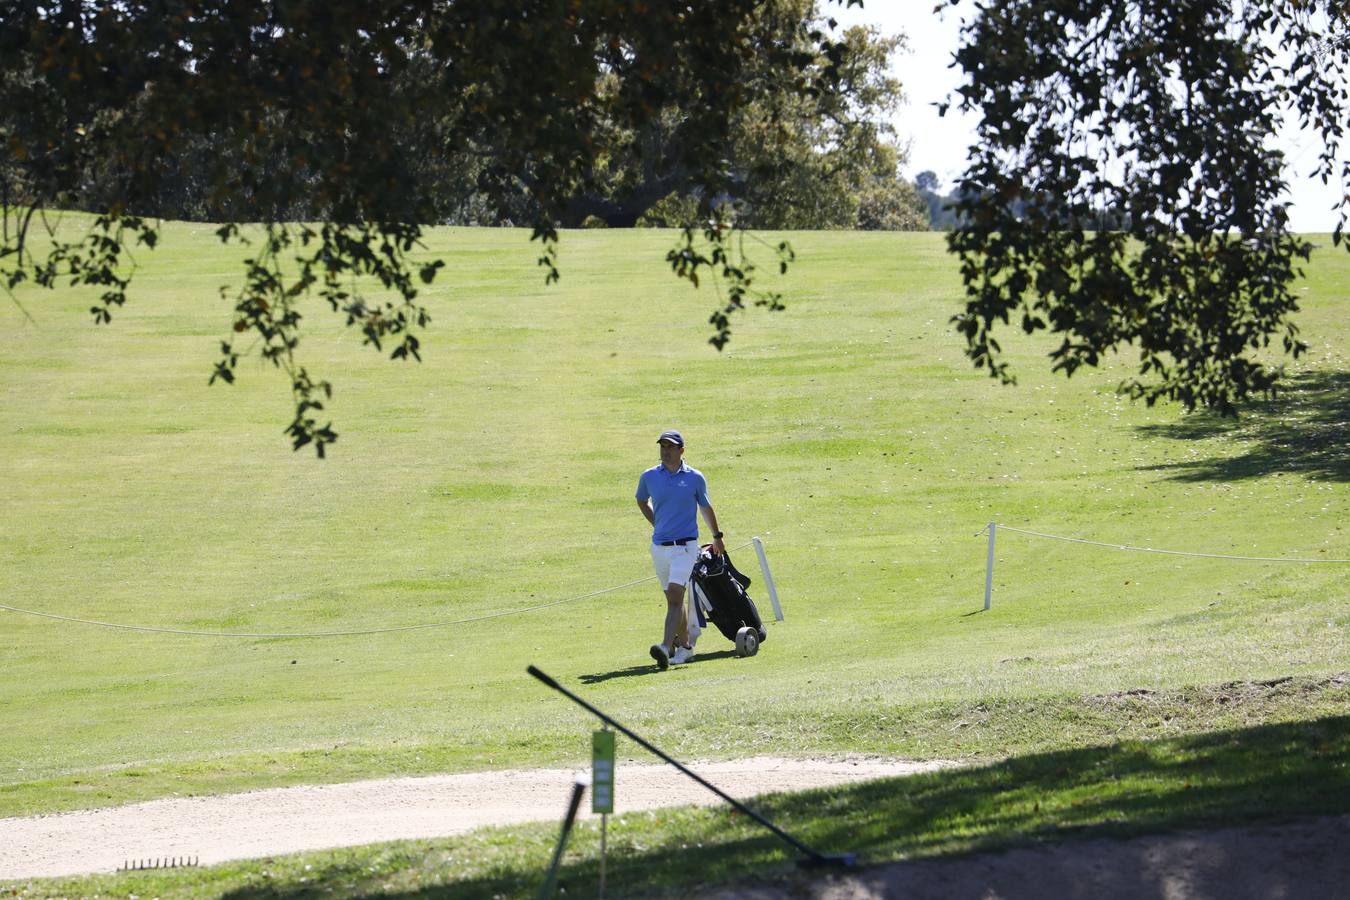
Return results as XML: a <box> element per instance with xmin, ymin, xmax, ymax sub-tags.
<box><xmin>635</xmin><ymin>430</ymin><xmax>726</xmax><ymax>670</ymax></box>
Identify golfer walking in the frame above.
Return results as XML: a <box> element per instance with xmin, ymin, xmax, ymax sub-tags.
<box><xmin>636</xmin><ymin>430</ymin><xmax>726</xmax><ymax>669</ymax></box>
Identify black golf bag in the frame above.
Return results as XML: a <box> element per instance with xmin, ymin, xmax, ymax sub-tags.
<box><xmin>689</xmin><ymin>546</ymin><xmax>767</xmax><ymax>652</ymax></box>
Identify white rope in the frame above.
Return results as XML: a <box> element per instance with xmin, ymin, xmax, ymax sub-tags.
<box><xmin>989</xmin><ymin>524</ymin><xmax>1350</xmax><ymax>563</ymax></box>
<box><xmin>0</xmin><ymin>539</ymin><xmax>760</xmax><ymax>638</ymax></box>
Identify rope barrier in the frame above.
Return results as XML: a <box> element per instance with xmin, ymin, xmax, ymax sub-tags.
<box><xmin>976</xmin><ymin>522</ymin><xmax>1347</xmax><ymax>610</ymax></box>
<box><xmin>0</xmin><ymin>539</ymin><xmax>760</xmax><ymax>638</ymax></box>
<box><xmin>987</xmin><ymin>524</ymin><xmax>1350</xmax><ymax>563</ymax></box>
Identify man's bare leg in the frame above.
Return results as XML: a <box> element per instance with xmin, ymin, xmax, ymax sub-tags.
<box><xmin>664</xmin><ymin>583</ymin><xmax>688</xmax><ymax>650</ymax></box>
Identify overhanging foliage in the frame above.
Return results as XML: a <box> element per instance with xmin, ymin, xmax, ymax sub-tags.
<box><xmin>946</xmin><ymin>0</ymin><xmax>1349</xmax><ymax>413</ymax></box>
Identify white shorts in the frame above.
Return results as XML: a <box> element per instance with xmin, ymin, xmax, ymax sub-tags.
<box><xmin>650</xmin><ymin>542</ymin><xmax>700</xmax><ymax>590</ymax></box>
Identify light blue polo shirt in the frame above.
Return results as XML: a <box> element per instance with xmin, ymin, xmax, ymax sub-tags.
<box><xmin>636</xmin><ymin>462</ymin><xmax>710</xmax><ymax>543</ymax></box>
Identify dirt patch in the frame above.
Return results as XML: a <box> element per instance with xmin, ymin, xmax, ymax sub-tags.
<box><xmin>0</xmin><ymin>756</ymin><xmax>952</xmax><ymax>880</ymax></box>
<box><xmin>699</xmin><ymin>814</ymin><xmax>1350</xmax><ymax>899</ymax></box>
<box><xmin>1091</xmin><ymin>672</ymin><xmax>1350</xmax><ymax>710</ymax></box>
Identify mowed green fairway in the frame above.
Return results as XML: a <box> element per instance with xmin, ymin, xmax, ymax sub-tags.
<box><xmin>1</xmin><ymin>220</ymin><xmax>1346</xmax><ymax>821</ymax></box>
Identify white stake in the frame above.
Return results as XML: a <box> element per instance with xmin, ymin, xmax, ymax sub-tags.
<box><xmin>752</xmin><ymin>536</ymin><xmax>785</xmax><ymax>621</ymax></box>
<box><xmin>984</xmin><ymin>522</ymin><xmax>996</xmax><ymax>610</ymax></box>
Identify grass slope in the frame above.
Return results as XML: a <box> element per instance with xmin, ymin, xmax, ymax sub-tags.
<box><xmin>0</xmin><ymin>221</ymin><xmax>1346</xmax><ymax>834</ymax></box>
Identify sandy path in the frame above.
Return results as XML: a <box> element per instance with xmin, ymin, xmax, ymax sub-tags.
<box><xmin>0</xmin><ymin>756</ymin><xmax>949</xmax><ymax>880</ymax></box>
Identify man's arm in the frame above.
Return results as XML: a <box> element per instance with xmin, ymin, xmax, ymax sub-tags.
<box><xmin>637</xmin><ymin>498</ymin><xmax>655</xmax><ymax>527</ymax></box>
<box><xmin>700</xmin><ymin>505</ymin><xmax>726</xmax><ymax>554</ymax></box>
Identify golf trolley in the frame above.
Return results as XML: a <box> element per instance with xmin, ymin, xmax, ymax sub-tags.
<box><xmin>688</xmin><ymin>545</ymin><xmax>768</xmax><ymax>657</ymax></box>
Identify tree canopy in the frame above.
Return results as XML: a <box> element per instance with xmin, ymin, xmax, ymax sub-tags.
<box><xmin>2</xmin><ymin>0</ymin><xmax>871</xmax><ymax>453</ymax></box>
<box><xmin>541</xmin><ymin>2</ymin><xmax>926</xmax><ymax>231</ymax></box>
<box><xmin>945</xmin><ymin>0</ymin><xmax>1350</xmax><ymax>414</ymax></box>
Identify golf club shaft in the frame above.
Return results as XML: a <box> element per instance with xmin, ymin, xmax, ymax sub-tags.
<box><xmin>526</xmin><ymin>665</ymin><xmax>825</xmax><ymax>862</ymax></box>
<box><xmin>538</xmin><ymin>778</ymin><xmax>586</xmax><ymax>900</ymax></box>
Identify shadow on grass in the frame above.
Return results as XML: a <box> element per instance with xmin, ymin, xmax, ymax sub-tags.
<box><xmin>578</xmin><ymin>649</ymin><xmax>741</xmax><ymax>684</ymax></box>
<box><xmin>217</xmin><ymin>715</ymin><xmax>1350</xmax><ymax>899</ymax></box>
<box><xmin>1135</xmin><ymin>370</ymin><xmax>1350</xmax><ymax>482</ymax></box>
<box><xmin>688</xmin><ymin>649</ymin><xmax>741</xmax><ymax>664</ymax></box>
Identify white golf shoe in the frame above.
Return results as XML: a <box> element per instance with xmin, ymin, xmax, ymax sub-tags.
<box><xmin>671</xmin><ymin>646</ymin><xmax>694</xmax><ymax>665</ymax></box>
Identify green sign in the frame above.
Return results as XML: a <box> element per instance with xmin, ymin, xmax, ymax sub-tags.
<box><xmin>592</xmin><ymin>730</ymin><xmax>615</xmax><ymax>814</ymax></box>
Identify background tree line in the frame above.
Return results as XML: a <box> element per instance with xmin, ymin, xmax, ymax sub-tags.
<box><xmin>3</xmin><ymin>1</ymin><xmax>926</xmax><ymax>233</ymax></box>
<box><xmin>912</xmin><ymin>170</ymin><xmax>1133</xmax><ymax>232</ymax></box>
